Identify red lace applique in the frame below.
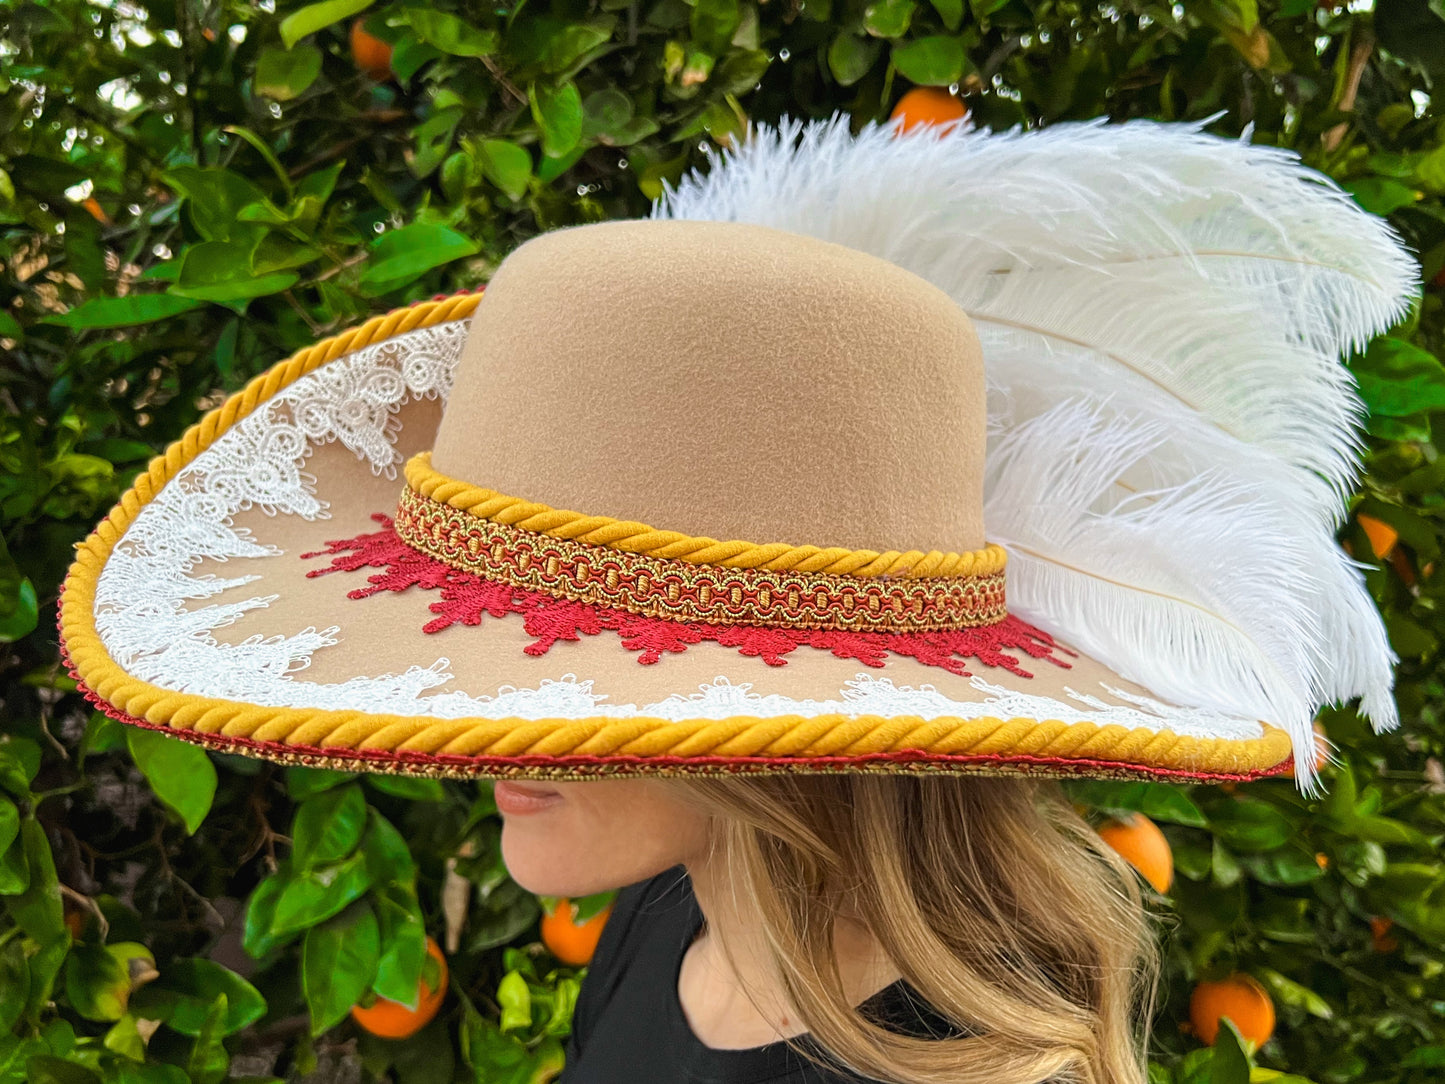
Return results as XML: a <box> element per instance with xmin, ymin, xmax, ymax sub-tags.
<box><xmin>304</xmin><ymin>516</ymin><xmax>1068</xmax><ymax>678</ymax></box>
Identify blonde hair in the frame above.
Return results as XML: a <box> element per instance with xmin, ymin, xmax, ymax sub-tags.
<box><xmin>658</xmin><ymin>774</ymin><xmax>1163</xmax><ymax>1084</ymax></box>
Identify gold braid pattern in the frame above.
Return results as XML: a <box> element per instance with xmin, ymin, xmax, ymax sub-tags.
<box><xmin>404</xmin><ymin>453</ymin><xmax>1003</xmax><ymax>580</ymax></box>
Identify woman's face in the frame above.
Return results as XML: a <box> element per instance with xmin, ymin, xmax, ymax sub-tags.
<box><xmin>495</xmin><ymin>778</ymin><xmax>712</xmax><ymax>897</ymax></box>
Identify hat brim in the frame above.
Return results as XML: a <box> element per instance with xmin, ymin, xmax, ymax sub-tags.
<box><xmin>60</xmin><ymin>300</ymin><xmax>1294</xmax><ymax>783</ymax></box>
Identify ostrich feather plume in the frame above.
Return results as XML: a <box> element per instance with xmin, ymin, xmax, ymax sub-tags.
<box><xmin>653</xmin><ymin>114</ymin><xmax>1419</xmax><ymax>792</ymax></box>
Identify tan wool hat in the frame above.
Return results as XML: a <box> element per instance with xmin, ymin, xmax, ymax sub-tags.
<box><xmin>59</xmin><ymin>117</ymin><xmax>1417</xmax><ymax>793</ymax></box>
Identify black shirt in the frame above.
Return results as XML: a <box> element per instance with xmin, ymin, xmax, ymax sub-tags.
<box><xmin>560</xmin><ymin>866</ymin><xmax>961</xmax><ymax>1083</ymax></box>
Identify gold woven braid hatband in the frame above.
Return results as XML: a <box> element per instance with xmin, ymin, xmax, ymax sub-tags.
<box><xmin>393</xmin><ymin>484</ymin><xmax>1010</xmax><ymax>633</ymax></box>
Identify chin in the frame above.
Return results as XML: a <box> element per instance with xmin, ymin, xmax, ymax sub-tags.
<box><xmin>493</xmin><ymin>776</ymin><xmax>709</xmax><ymax>897</ymax></box>
<box><xmin>499</xmin><ymin>818</ymin><xmax>641</xmax><ymax>898</ymax></box>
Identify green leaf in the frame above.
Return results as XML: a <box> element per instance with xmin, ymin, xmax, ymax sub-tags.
<box><xmin>691</xmin><ymin>0</ymin><xmax>741</xmax><ymax>52</ymax></box>
<box><xmin>1211</xmin><ymin>837</ymin><xmax>1243</xmax><ymax>887</ymax></box>
<box><xmin>129</xmin><ymin>959</ymin><xmax>266</xmax><ymax>1038</ymax></box>
<box><xmin>1208</xmin><ymin>799</ymin><xmax>1294</xmax><ymax>852</ymax></box>
<box><xmin>477</xmin><ymin>140</ymin><xmax>534</xmax><ymax>201</ymax></box>
<box><xmin>360</xmin><ymin>222</ymin><xmax>480</xmax><ymax>293</ymax></box>
<box><xmin>362</xmin><ymin>808</ymin><xmax>417</xmax><ymax>885</ymax></box>
<box><xmin>110</xmin><ymin>1064</ymin><xmax>191</xmax><ymax>1084</ymax></box>
<box><xmin>536</xmin><ymin>20</ymin><xmax>616</xmax><ymax>74</ymax></box>
<box><xmin>0</xmin><ymin>576</ymin><xmax>37</xmax><ymax>642</ymax></box>
<box><xmin>280</xmin><ymin>0</ymin><xmax>374</xmax><ymax>49</ymax></box>
<box><xmin>242</xmin><ymin>867</ymin><xmax>290</xmax><ymax>958</ymax></box>
<box><xmin>891</xmin><ymin>35</ymin><xmax>966</xmax><ymax>85</ymax></box>
<box><xmin>571</xmin><ymin>890</ymin><xmax>616</xmax><ymax>923</ymax></box>
<box><xmin>1343</xmin><ymin>177</ymin><xmax>1420</xmax><ymax>215</ymax></box>
<box><xmin>0</xmin><ymin>742</ymin><xmax>38</xmax><ymax>797</ymax></box>
<box><xmin>865</xmin><ymin>0</ymin><xmax>916</xmax><ymax>38</ymax></box>
<box><xmin>1210</xmin><ymin>1021</ymin><xmax>1252</xmax><ymax>1082</ymax></box>
<box><xmin>287</xmin><ymin>767</ymin><xmax>358</xmax><ymax>800</ymax></box>
<box><xmin>4</xmin><ymin>820</ymin><xmax>62</xmax><ymax>941</ymax></box>
<box><xmin>1070</xmin><ymin>781</ymin><xmax>1208</xmax><ymax>827</ymax></box>
<box><xmin>409</xmin><ymin>108</ymin><xmax>463</xmax><ymax>179</ymax></box>
<box><xmin>365</xmin><ymin>774</ymin><xmax>448</xmax><ymax>802</ymax></box>
<box><xmin>529</xmin><ymin>81</ymin><xmax>584</xmax><ymax>159</ymax></box>
<box><xmin>1240</xmin><ymin>848</ymin><xmax>1324</xmax><ymax>886</ymax></box>
<box><xmin>23</xmin><ymin>1057</ymin><xmax>101</xmax><ymax>1084</ymax></box>
<box><xmin>80</xmin><ymin>712</ymin><xmax>126</xmax><ymax>760</ymax></box>
<box><xmin>0</xmin><ymin>801</ymin><xmax>18</xmax><ymax>862</ymax></box>
<box><xmin>402</xmin><ymin>9</ymin><xmax>498</xmax><ymax>56</ymax></box>
<box><xmin>292</xmin><ymin>782</ymin><xmax>367</xmax><ymax>869</ymax></box>
<box><xmin>125</xmin><ymin>728</ymin><xmax>217</xmax><ymax>835</ymax></box>
<box><xmin>0</xmin><ymin>939</ymin><xmax>28</xmax><ymax>1032</ymax></box>
<box><xmin>303</xmin><ymin>902</ymin><xmax>380</xmax><ymax>1035</ymax></box>
<box><xmin>186</xmin><ymin>994</ymin><xmax>229</xmax><ymax>1084</ymax></box>
<box><xmin>828</xmin><ymin>34</ymin><xmax>882</xmax><ymax>86</ymax></box>
<box><xmin>63</xmin><ymin>943</ymin><xmax>131</xmax><ymax>1021</ymax></box>
<box><xmin>163</xmin><ymin>166</ymin><xmax>267</xmax><ymax>242</ymax></box>
<box><xmin>1254</xmin><ymin>967</ymin><xmax>1334</xmax><ymax>1019</ymax></box>
<box><xmin>255</xmin><ymin>44</ymin><xmax>323</xmax><ymax>101</ymax></box>
<box><xmin>272</xmin><ymin>849</ymin><xmax>376</xmax><ymax>934</ymax></box>
<box><xmin>171</xmin><ymin>241</ymin><xmax>300</xmax><ymax>306</ymax></box>
<box><xmin>928</xmin><ymin>0</ymin><xmax>964</xmax><ymax>29</ymax></box>
<box><xmin>1350</xmin><ymin>338</ymin><xmax>1445</xmax><ymax>419</ymax></box>
<box><xmin>39</xmin><ymin>294</ymin><xmax>204</xmax><ymax>329</ymax></box>
<box><xmin>372</xmin><ymin>890</ymin><xmax>428</xmax><ymax>1006</ymax></box>
<box><xmin>497</xmin><ymin>971</ymin><xmax>531</xmax><ymax>1033</ymax></box>
<box><xmin>103</xmin><ymin>1013</ymin><xmax>147</xmax><ymax>1061</ymax></box>
<box><xmin>461</xmin><ymin>1009</ymin><xmax>565</xmax><ymax>1084</ymax></box>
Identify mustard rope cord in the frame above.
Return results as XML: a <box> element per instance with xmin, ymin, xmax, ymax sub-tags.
<box><xmin>405</xmin><ymin>453</ymin><xmax>1007</xmax><ymax>580</ymax></box>
<box><xmin>57</xmin><ymin>296</ymin><xmax>1294</xmax><ymax>774</ymax></box>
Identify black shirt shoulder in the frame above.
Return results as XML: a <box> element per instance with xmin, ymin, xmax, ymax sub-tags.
<box><xmin>561</xmin><ymin>867</ymin><xmax>962</xmax><ymax>1084</ymax></box>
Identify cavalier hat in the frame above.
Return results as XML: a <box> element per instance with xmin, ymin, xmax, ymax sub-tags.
<box><xmin>59</xmin><ymin>117</ymin><xmax>1416</xmax><ymax>793</ymax></box>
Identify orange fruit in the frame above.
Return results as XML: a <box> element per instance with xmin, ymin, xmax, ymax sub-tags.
<box><xmin>541</xmin><ymin>899</ymin><xmax>612</xmax><ymax>966</ymax></box>
<box><xmin>889</xmin><ymin>87</ymin><xmax>968</xmax><ymax>134</ymax></box>
<box><xmin>1312</xmin><ymin>719</ymin><xmax>1331</xmax><ymax>772</ymax></box>
<box><xmin>1370</xmin><ymin>916</ymin><xmax>1399</xmax><ymax>953</ymax></box>
<box><xmin>1315</xmin><ymin>852</ymin><xmax>1329</xmax><ymax>870</ymax></box>
<box><xmin>1097</xmin><ymin>812</ymin><xmax>1173</xmax><ymax>893</ymax></box>
<box><xmin>350</xmin><ymin>19</ymin><xmax>394</xmax><ymax>81</ymax></box>
<box><xmin>350</xmin><ymin>936</ymin><xmax>448</xmax><ymax>1039</ymax></box>
<box><xmin>1356</xmin><ymin>513</ymin><xmax>1398</xmax><ymax>561</ymax></box>
<box><xmin>1189</xmin><ymin>973</ymin><xmax>1276</xmax><ymax>1048</ymax></box>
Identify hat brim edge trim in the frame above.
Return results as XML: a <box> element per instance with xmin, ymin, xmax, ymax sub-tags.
<box><xmin>56</xmin><ymin>294</ymin><xmax>1295</xmax><ymax>781</ymax></box>
<box><xmin>72</xmin><ymin>665</ymin><xmax>1294</xmax><ymax>783</ymax></box>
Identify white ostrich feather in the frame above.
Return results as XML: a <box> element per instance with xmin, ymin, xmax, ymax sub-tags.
<box><xmin>654</xmin><ymin>114</ymin><xmax>1418</xmax><ymax>792</ymax></box>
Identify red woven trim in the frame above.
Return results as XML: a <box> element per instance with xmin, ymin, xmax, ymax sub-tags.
<box><xmin>305</xmin><ymin>515</ymin><xmax>1068</xmax><ymax>678</ymax></box>
<box><xmin>71</xmin><ymin>673</ymin><xmax>1294</xmax><ymax>783</ymax></box>
<box><xmin>396</xmin><ymin>487</ymin><xmax>1007</xmax><ymax>632</ymax></box>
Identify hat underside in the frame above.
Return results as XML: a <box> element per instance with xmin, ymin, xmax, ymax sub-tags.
<box><xmin>60</xmin><ymin>303</ymin><xmax>1295</xmax><ymax>784</ymax></box>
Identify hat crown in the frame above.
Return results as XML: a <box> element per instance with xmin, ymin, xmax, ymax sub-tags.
<box><xmin>432</xmin><ymin>219</ymin><xmax>986</xmax><ymax>553</ymax></box>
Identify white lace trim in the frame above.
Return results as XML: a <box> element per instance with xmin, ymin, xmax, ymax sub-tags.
<box><xmin>94</xmin><ymin>323</ymin><xmax>465</xmax><ymax>675</ymax></box>
<box><xmin>92</xmin><ymin>321</ymin><xmax>1264</xmax><ymax>741</ymax></box>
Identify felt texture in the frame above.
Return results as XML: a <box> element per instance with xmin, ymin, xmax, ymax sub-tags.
<box><xmin>431</xmin><ymin>219</ymin><xmax>987</xmax><ymax>554</ymax></box>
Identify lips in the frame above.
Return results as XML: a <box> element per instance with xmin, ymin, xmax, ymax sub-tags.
<box><xmin>499</xmin><ymin>780</ymin><xmax>559</xmax><ymax>797</ymax></box>
<box><xmin>494</xmin><ymin>779</ymin><xmax>564</xmax><ymax>815</ymax></box>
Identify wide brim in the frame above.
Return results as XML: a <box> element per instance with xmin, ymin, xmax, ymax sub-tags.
<box><xmin>60</xmin><ymin>298</ymin><xmax>1295</xmax><ymax>782</ymax></box>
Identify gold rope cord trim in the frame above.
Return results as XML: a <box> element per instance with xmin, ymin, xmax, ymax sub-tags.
<box><xmin>58</xmin><ymin>297</ymin><xmax>1294</xmax><ymax>774</ymax></box>
<box><xmin>405</xmin><ymin>452</ymin><xmax>1006</xmax><ymax>580</ymax></box>
<box><xmin>394</xmin><ymin>487</ymin><xmax>1008</xmax><ymax>632</ymax></box>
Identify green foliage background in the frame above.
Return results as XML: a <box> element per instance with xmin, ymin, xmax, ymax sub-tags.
<box><xmin>2</xmin><ymin>0</ymin><xmax>1445</xmax><ymax>1079</ymax></box>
